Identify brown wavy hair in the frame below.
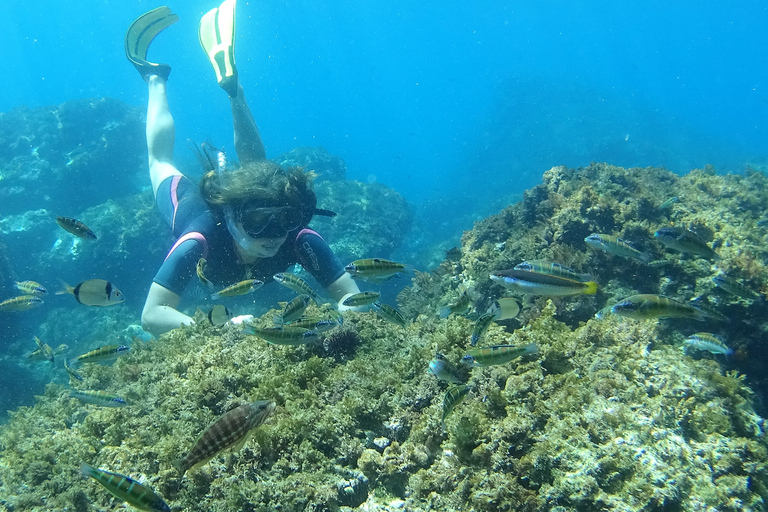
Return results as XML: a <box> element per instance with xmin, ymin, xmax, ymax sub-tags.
<box><xmin>199</xmin><ymin>160</ymin><xmax>317</xmax><ymax>222</ymax></box>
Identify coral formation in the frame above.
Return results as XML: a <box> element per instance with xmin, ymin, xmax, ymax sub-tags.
<box><xmin>1</xmin><ymin>162</ymin><xmax>768</xmax><ymax>511</ymax></box>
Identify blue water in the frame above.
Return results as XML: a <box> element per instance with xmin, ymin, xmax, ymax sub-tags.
<box><xmin>3</xmin><ymin>0</ymin><xmax>767</xmax><ymax>204</ymax></box>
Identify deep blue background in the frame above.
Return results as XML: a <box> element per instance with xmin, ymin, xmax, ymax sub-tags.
<box><xmin>3</xmin><ymin>0</ymin><xmax>767</xmax><ymax>206</ymax></box>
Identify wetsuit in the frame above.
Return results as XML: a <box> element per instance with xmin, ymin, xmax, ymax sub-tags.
<box><xmin>154</xmin><ymin>175</ymin><xmax>344</xmax><ymax>295</ymax></box>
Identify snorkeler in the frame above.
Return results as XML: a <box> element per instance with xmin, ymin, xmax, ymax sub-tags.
<box><xmin>125</xmin><ymin>1</ymin><xmax>360</xmax><ymax>336</ymax></box>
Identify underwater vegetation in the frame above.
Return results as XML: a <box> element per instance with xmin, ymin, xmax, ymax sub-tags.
<box><xmin>1</xmin><ymin>162</ymin><xmax>768</xmax><ymax>511</ymax></box>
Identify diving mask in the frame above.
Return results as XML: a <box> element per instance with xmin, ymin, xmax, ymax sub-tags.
<box><xmin>238</xmin><ymin>205</ymin><xmax>303</xmax><ymax>238</ymax></box>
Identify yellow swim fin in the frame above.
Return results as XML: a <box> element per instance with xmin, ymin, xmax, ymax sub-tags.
<box><xmin>199</xmin><ymin>0</ymin><xmax>238</xmax><ymax>96</ymax></box>
<box><xmin>124</xmin><ymin>6</ymin><xmax>179</xmax><ymax>80</ymax></box>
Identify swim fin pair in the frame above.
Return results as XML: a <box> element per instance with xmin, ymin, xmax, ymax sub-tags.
<box><xmin>125</xmin><ymin>0</ymin><xmax>238</xmax><ymax>96</ymax></box>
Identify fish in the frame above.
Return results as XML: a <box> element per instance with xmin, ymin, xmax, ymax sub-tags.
<box><xmin>428</xmin><ymin>353</ymin><xmax>463</xmax><ymax>384</ymax></box>
<box><xmin>273</xmin><ymin>272</ymin><xmax>319</xmax><ymax>301</ymax></box>
<box><xmin>344</xmin><ymin>258</ymin><xmax>407</xmax><ymax>282</ymax></box>
<box><xmin>64</xmin><ymin>358</ymin><xmax>83</xmax><ymax>381</ymax></box>
<box><xmin>57</xmin><ymin>279</ymin><xmax>124</xmax><ymax>306</ymax></box>
<box><xmin>490</xmin><ymin>269</ymin><xmax>598</xmax><ymax>297</ymax></box>
<box><xmin>470</xmin><ymin>312</ymin><xmax>495</xmax><ymax>346</ymax></box>
<box><xmin>56</xmin><ymin>216</ymin><xmax>97</xmax><ymax>240</ymax></box>
<box><xmin>372</xmin><ymin>302</ymin><xmax>407</xmax><ymax>327</ymax></box>
<box><xmin>514</xmin><ymin>260</ymin><xmax>593</xmax><ymax>282</ymax></box>
<box><xmin>196</xmin><ymin>258</ymin><xmax>215</xmax><ymax>292</ymax></box>
<box><xmin>70</xmin><ymin>390</ymin><xmax>128</xmax><ymax>407</ymax></box>
<box><xmin>438</xmin><ymin>289</ymin><xmax>472</xmax><ymax>319</ymax></box>
<box><xmin>28</xmin><ymin>336</ymin><xmax>54</xmax><ymax>363</ymax></box>
<box><xmin>711</xmin><ymin>273</ymin><xmax>762</xmax><ymax>301</ymax></box>
<box><xmin>80</xmin><ymin>463</ymin><xmax>169</xmax><ymax>512</ymax></box>
<box><xmin>14</xmin><ymin>280</ymin><xmax>47</xmax><ymax>296</ymax></box>
<box><xmin>174</xmin><ymin>400</ymin><xmax>276</xmax><ymax>475</ymax></box>
<box><xmin>461</xmin><ymin>343</ymin><xmax>539</xmax><ymax>367</ymax></box>
<box><xmin>211</xmin><ymin>279</ymin><xmax>264</xmax><ymax>300</ymax></box>
<box><xmin>486</xmin><ymin>298</ymin><xmax>520</xmax><ymax>321</ymax></box>
<box><xmin>69</xmin><ymin>344</ymin><xmax>130</xmax><ymax>367</ymax></box>
<box><xmin>208</xmin><ymin>304</ymin><xmax>231</xmax><ymax>327</ymax></box>
<box><xmin>273</xmin><ymin>295</ymin><xmax>312</xmax><ymax>326</ymax></box>
<box><xmin>341</xmin><ymin>291</ymin><xmax>381</xmax><ymax>307</ymax></box>
<box><xmin>684</xmin><ymin>332</ymin><xmax>733</xmax><ymax>356</ymax></box>
<box><xmin>445</xmin><ymin>247</ymin><xmax>462</xmax><ymax>262</ymax></box>
<box><xmin>584</xmin><ymin>234</ymin><xmax>650</xmax><ymax>263</ymax></box>
<box><xmin>654</xmin><ymin>226</ymin><xmax>720</xmax><ymax>260</ymax></box>
<box><xmin>658</xmin><ymin>196</ymin><xmax>680</xmax><ymax>209</ymax></box>
<box><xmin>0</xmin><ymin>295</ymin><xmax>43</xmax><ymax>312</ymax></box>
<box><xmin>594</xmin><ymin>305</ymin><xmax>613</xmax><ymax>319</ymax></box>
<box><xmin>610</xmin><ymin>294</ymin><xmax>711</xmax><ymax>321</ymax></box>
<box><xmin>441</xmin><ymin>385</ymin><xmax>470</xmax><ymax>429</ymax></box>
<box><xmin>243</xmin><ymin>325</ymin><xmax>321</xmax><ymax>345</ymax></box>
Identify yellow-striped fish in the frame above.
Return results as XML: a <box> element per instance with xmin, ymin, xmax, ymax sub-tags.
<box><xmin>442</xmin><ymin>385</ymin><xmax>470</xmax><ymax>429</ymax></box>
<box><xmin>70</xmin><ymin>390</ymin><xmax>128</xmax><ymax>407</ymax></box>
<box><xmin>341</xmin><ymin>291</ymin><xmax>381</xmax><ymax>307</ymax></box>
<box><xmin>470</xmin><ymin>312</ymin><xmax>495</xmax><ymax>346</ymax></box>
<box><xmin>243</xmin><ymin>325</ymin><xmax>321</xmax><ymax>345</ymax></box>
<box><xmin>584</xmin><ymin>234</ymin><xmax>650</xmax><ymax>263</ymax></box>
<box><xmin>273</xmin><ymin>272</ymin><xmax>319</xmax><ymax>301</ymax></box>
<box><xmin>372</xmin><ymin>302</ymin><xmax>407</xmax><ymax>327</ymax></box>
<box><xmin>654</xmin><ymin>226</ymin><xmax>720</xmax><ymax>260</ymax></box>
<box><xmin>14</xmin><ymin>280</ymin><xmax>47</xmax><ymax>295</ymax></box>
<box><xmin>344</xmin><ymin>258</ymin><xmax>407</xmax><ymax>282</ymax></box>
<box><xmin>64</xmin><ymin>358</ymin><xmax>83</xmax><ymax>381</ymax></box>
<box><xmin>68</xmin><ymin>344</ymin><xmax>130</xmax><ymax>367</ymax></box>
<box><xmin>174</xmin><ymin>400</ymin><xmax>275</xmax><ymax>475</ymax></box>
<box><xmin>438</xmin><ymin>289</ymin><xmax>472</xmax><ymax>319</ymax></box>
<box><xmin>28</xmin><ymin>337</ymin><xmax>54</xmax><ymax>363</ymax></box>
<box><xmin>80</xmin><ymin>463</ymin><xmax>169</xmax><ymax>512</ymax></box>
<box><xmin>196</xmin><ymin>258</ymin><xmax>215</xmax><ymax>292</ymax></box>
<box><xmin>610</xmin><ymin>294</ymin><xmax>710</xmax><ymax>321</ymax></box>
<box><xmin>273</xmin><ymin>295</ymin><xmax>312</xmax><ymax>327</ymax></box>
<box><xmin>56</xmin><ymin>216</ymin><xmax>97</xmax><ymax>240</ymax></box>
<box><xmin>211</xmin><ymin>279</ymin><xmax>264</xmax><ymax>300</ymax></box>
<box><xmin>514</xmin><ymin>260</ymin><xmax>593</xmax><ymax>282</ymax></box>
<box><xmin>461</xmin><ymin>343</ymin><xmax>538</xmax><ymax>367</ymax></box>
<box><xmin>0</xmin><ymin>295</ymin><xmax>43</xmax><ymax>312</ymax></box>
<box><xmin>490</xmin><ymin>269</ymin><xmax>597</xmax><ymax>297</ymax></box>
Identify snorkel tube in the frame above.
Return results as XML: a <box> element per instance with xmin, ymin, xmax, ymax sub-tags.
<box><xmin>216</xmin><ymin>151</ymin><xmax>262</xmax><ymax>252</ymax></box>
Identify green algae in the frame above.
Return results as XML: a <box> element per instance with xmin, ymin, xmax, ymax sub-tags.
<box><xmin>2</xmin><ymin>163</ymin><xmax>768</xmax><ymax>511</ymax></box>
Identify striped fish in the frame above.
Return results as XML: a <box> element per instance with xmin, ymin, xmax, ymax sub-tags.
<box><xmin>441</xmin><ymin>385</ymin><xmax>470</xmax><ymax>429</ymax></box>
<box><xmin>461</xmin><ymin>343</ymin><xmax>539</xmax><ymax>367</ymax></box>
<box><xmin>684</xmin><ymin>332</ymin><xmax>733</xmax><ymax>356</ymax></box>
<box><xmin>470</xmin><ymin>312</ymin><xmax>495</xmax><ymax>346</ymax></box>
<box><xmin>341</xmin><ymin>291</ymin><xmax>381</xmax><ymax>307</ymax></box>
<box><xmin>244</xmin><ymin>325</ymin><xmax>321</xmax><ymax>346</ymax></box>
<box><xmin>0</xmin><ymin>295</ymin><xmax>43</xmax><ymax>312</ymax></box>
<box><xmin>490</xmin><ymin>269</ymin><xmax>598</xmax><ymax>297</ymax></box>
<box><xmin>174</xmin><ymin>400</ymin><xmax>276</xmax><ymax>475</ymax></box>
<box><xmin>372</xmin><ymin>302</ymin><xmax>407</xmax><ymax>327</ymax></box>
<box><xmin>56</xmin><ymin>216</ymin><xmax>97</xmax><ymax>240</ymax></box>
<box><xmin>80</xmin><ymin>463</ymin><xmax>169</xmax><ymax>512</ymax></box>
<box><xmin>68</xmin><ymin>344</ymin><xmax>130</xmax><ymax>367</ymax></box>
<box><xmin>70</xmin><ymin>390</ymin><xmax>128</xmax><ymax>407</ymax></box>
<box><xmin>273</xmin><ymin>294</ymin><xmax>312</xmax><ymax>327</ymax></box>
<box><xmin>211</xmin><ymin>279</ymin><xmax>264</xmax><ymax>300</ymax></box>
<box><xmin>14</xmin><ymin>280</ymin><xmax>48</xmax><ymax>295</ymax></box>
<box><xmin>584</xmin><ymin>233</ymin><xmax>650</xmax><ymax>263</ymax></box>
<box><xmin>344</xmin><ymin>258</ymin><xmax>407</xmax><ymax>282</ymax></box>
<box><xmin>273</xmin><ymin>272</ymin><xmax>319</xmax><ymax>301</ymax></box>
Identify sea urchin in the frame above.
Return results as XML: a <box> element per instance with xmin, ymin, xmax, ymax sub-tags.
<box><xmin>323</xmin><ymin>328</ymin><xmax>361</xmax><ymax>362</ymax></box>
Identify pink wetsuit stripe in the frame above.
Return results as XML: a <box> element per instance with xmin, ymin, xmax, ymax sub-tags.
<box><xmin>170</xmin><ymin>175</ymin><xmax>182</xmax><ymax>231</ymax></box>
<box><xmin>164</xmin><ymin>232</ymin><xmax>208</xmax><ymax>261</ymax></box>
<box><xmin>295</xmin><ymin>228</ymin><xmax>323</xmax><ymax>243</ymax></box>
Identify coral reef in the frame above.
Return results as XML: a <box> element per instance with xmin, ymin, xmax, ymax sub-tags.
<box><xmin>1</xmin><ymin>163</ymin><xmax>768</xmax><ymax>511</ymax></box>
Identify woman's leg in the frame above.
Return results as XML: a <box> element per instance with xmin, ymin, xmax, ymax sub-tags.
<box><xmin>230</xmin><ymin>81</ymin><xmax>267</xmax><ymax>164</ymax></box>
<box><xmin>146</xmin><ymin>75</ymin><xmax>183</xmax><ymax>196</ymax></box>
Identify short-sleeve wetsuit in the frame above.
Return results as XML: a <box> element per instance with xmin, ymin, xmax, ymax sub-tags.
<box><xmin>154</xmin><ymin>175</ymin><xmax>345</xmax><ymax>295</ymax></box>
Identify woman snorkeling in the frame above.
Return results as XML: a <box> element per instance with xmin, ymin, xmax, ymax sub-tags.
<box><xmin>125</xmin><ymin>1</ymin><xmax>360</xmax><ymax>336</ymax></box>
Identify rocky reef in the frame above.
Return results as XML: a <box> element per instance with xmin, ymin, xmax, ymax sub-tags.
<box><xmin>1</xmin><ymin>163</ymin><xmax>767</xmax><ymax>511</ymax></box>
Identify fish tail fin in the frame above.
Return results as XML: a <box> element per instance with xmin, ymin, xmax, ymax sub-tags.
<box><xmin>523</xmin><ymin>343</ymin><xmax>539</xmax><ymax>357</ymax></box>
<box><xmin>210</xmin><ymin>292</ymin><xmax>220</xmax><ymax>300</ymax></box>
<box><xmin>67</xmin><ymin>357</ymin><xmax>80</xmax><ymax>368</ymax></box>
<box><xmin>272</xmin><ymin>315</ymin><xmax>284</xmax><ymax>327</ymax></box>
<box><xmin>583</xmin><ymin>281</ymin><xmax>598</xmax><ymax>295</ymax></box>
<box><xmin>438</xmin><ymin>306</ymin><xmax>451</xmax><ymax>319</ymax></box>
<box><xmin>56</xmin><ymin>279</ymin><xmax>74</xmax><ymax>296</ymax></box>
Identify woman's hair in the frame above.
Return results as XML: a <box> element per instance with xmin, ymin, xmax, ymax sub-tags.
<box><xmin>199</xmin><ymin>160</ymin><xmax>317</xmax><ymax>222</ymax></box>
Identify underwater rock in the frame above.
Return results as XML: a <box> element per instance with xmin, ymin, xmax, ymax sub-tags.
<box><xmin>276</xmin><ymin>146</ymin><xmax>347</xmax><ymax>182</ymax></box>
<box><xmin>0</xmin><ymin>98</ymin><xmax>146</xmax><ymax>216</ymax></box>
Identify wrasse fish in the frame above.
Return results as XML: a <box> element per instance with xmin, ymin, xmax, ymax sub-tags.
<box><xmin>273</xmin><ymin>295</ymin><xmax>312</xmax><ymax>327</ymax></box>
<box><xmin>373</xmin><ymin>302</ymin><xmax>407</xmax><ymax>327</ymax></box>
<box><xmin>0</xmin><ymin>295</ymin><xmax>43</xmax><ymax>312</ymax></box>
<box><xmin>64</xmin><ymin>358</ymin><xmax>83</xmax><ymax>381</ymax></box>
<box><xmin>273</xmin><ymin>272</ymin><xmax>319</xmax><ymax>301</ymax></box>
<box><xmin>487</xmin><ymin>298</ymin><xmax>520</xmax><ymax>321</ymax></box>
<box><xmin>342</xmin><ymin>291</ymin><xmax>381</xmax><ymax>307</ymax></box>
<box><xmin>441</xmin><ymin>385</ymin><xmax>470</xmax><ymax>429</ymax></box>
<box><xmin>57</xmin><ymin>279</ymin><xmax>124</xmax><ymax>306</ymax></box>
<box><xmin>290</xmin><ymin>315</ymin><xmax>341</xmax><ymax>333</ymax></box>
<box><xmin>211</xmin><ymin>279</ymin><xmax>264</xmax><ymax>300</ymax></box>
<box><xmin>490</xmin><ymin>269</ymin><xmax>597</xmax><ymax>296</ymax></box>
<box><xmin>584</xmin><ymin>234</ymin><xmax>650</xmax><ymax>264</ymax></box>
<box><xmin>207</xmin><ymin>304</ymin><xmax>231</xmax><ymax>327</ymax></box>
<box><xmin>69</xmin><ymin>344</ymin><xmax>130</xmax><ymax>367</ymax></box>
<box><xmin>470</xmin><ymin>312</ymin><xmax>495</xmax><ymax>346</ymax></box>
<box><xmin>28</xmin><ymin>337</ymin><xmax>54</xmax><ymax>363</ymax></box>
<box><xmin>610</xmin><ymin>294</ymin><xmax>712</xmax><ymax>321</ymax></box>
<box><xmin>514</xmin><ymin>260</ymin><xmax>593</xmax><ymax>282</ymax></box>
<box><xmin>70</xmin><ymin>390</ymin><xmax>128</xmax><ymax>407</ymax></box>
<box><xmin>196</xmin><ymin>258</ymin><xmax>215</xmax><ymax>292</ymax></box>
<box><xmin>654</xmin><ymin>226</ymin><xmax>720</xmax><ymax>260</ymax></box>
<box><xmin>174</xmin><ymin>400</ymin><xmax>276</xmax><ymax>475</ymax></box>
<box><xmin>56</xmin><ymin>216</ymin><xmax>97</xmax><ymax>240</ymax></box>
<box><xmin>244</xmin><ymin>325</ymin><xmax>321</xmax><ymax>345</ymax></box>
<box><xmin>461</xmin><ymin>343</ymin><xmax>538</xmax><ymax>367</ymax></box>
<box><xmin>428</xmin><ymin>353</ymin><xmax>463</xmax><ymax>384</ymax></box>
<box><xmin>345</xmin><ymin>258</ymin><xmax>407</xmax><ymax>282</ymax></box>
<box><xmin>438</xmin><ymin>289</ymin><xmax>472</xmax><ymax>319</ymax></box>
<box><xmin>14</xmin><ymin>280</ymin><xmax>47</xmax><ymax>296</ymax></box>
<box><xmin>684</xmin><ymin>332</ymin><xmax>733</xmax><ymax>356</ymax></box>
<box><xmin>659</xmin><ymin>196</ymin><xmax>680</xmax><ymax>209</ymax></box>
<box><xmin>711</xmin><ymin>273</ymin><xmax>762</xmax><ymax>301</ymax></box>
<box><xmin>80</xmin><ymin>463</ymin><xmax>169</xmax><ymax>512</ymax></box>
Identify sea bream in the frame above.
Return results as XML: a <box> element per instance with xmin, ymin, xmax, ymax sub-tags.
<box><xmin>57</xmin><ymin>279</ymin><xmax>124</xmax><ymax>306</ymax></box>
